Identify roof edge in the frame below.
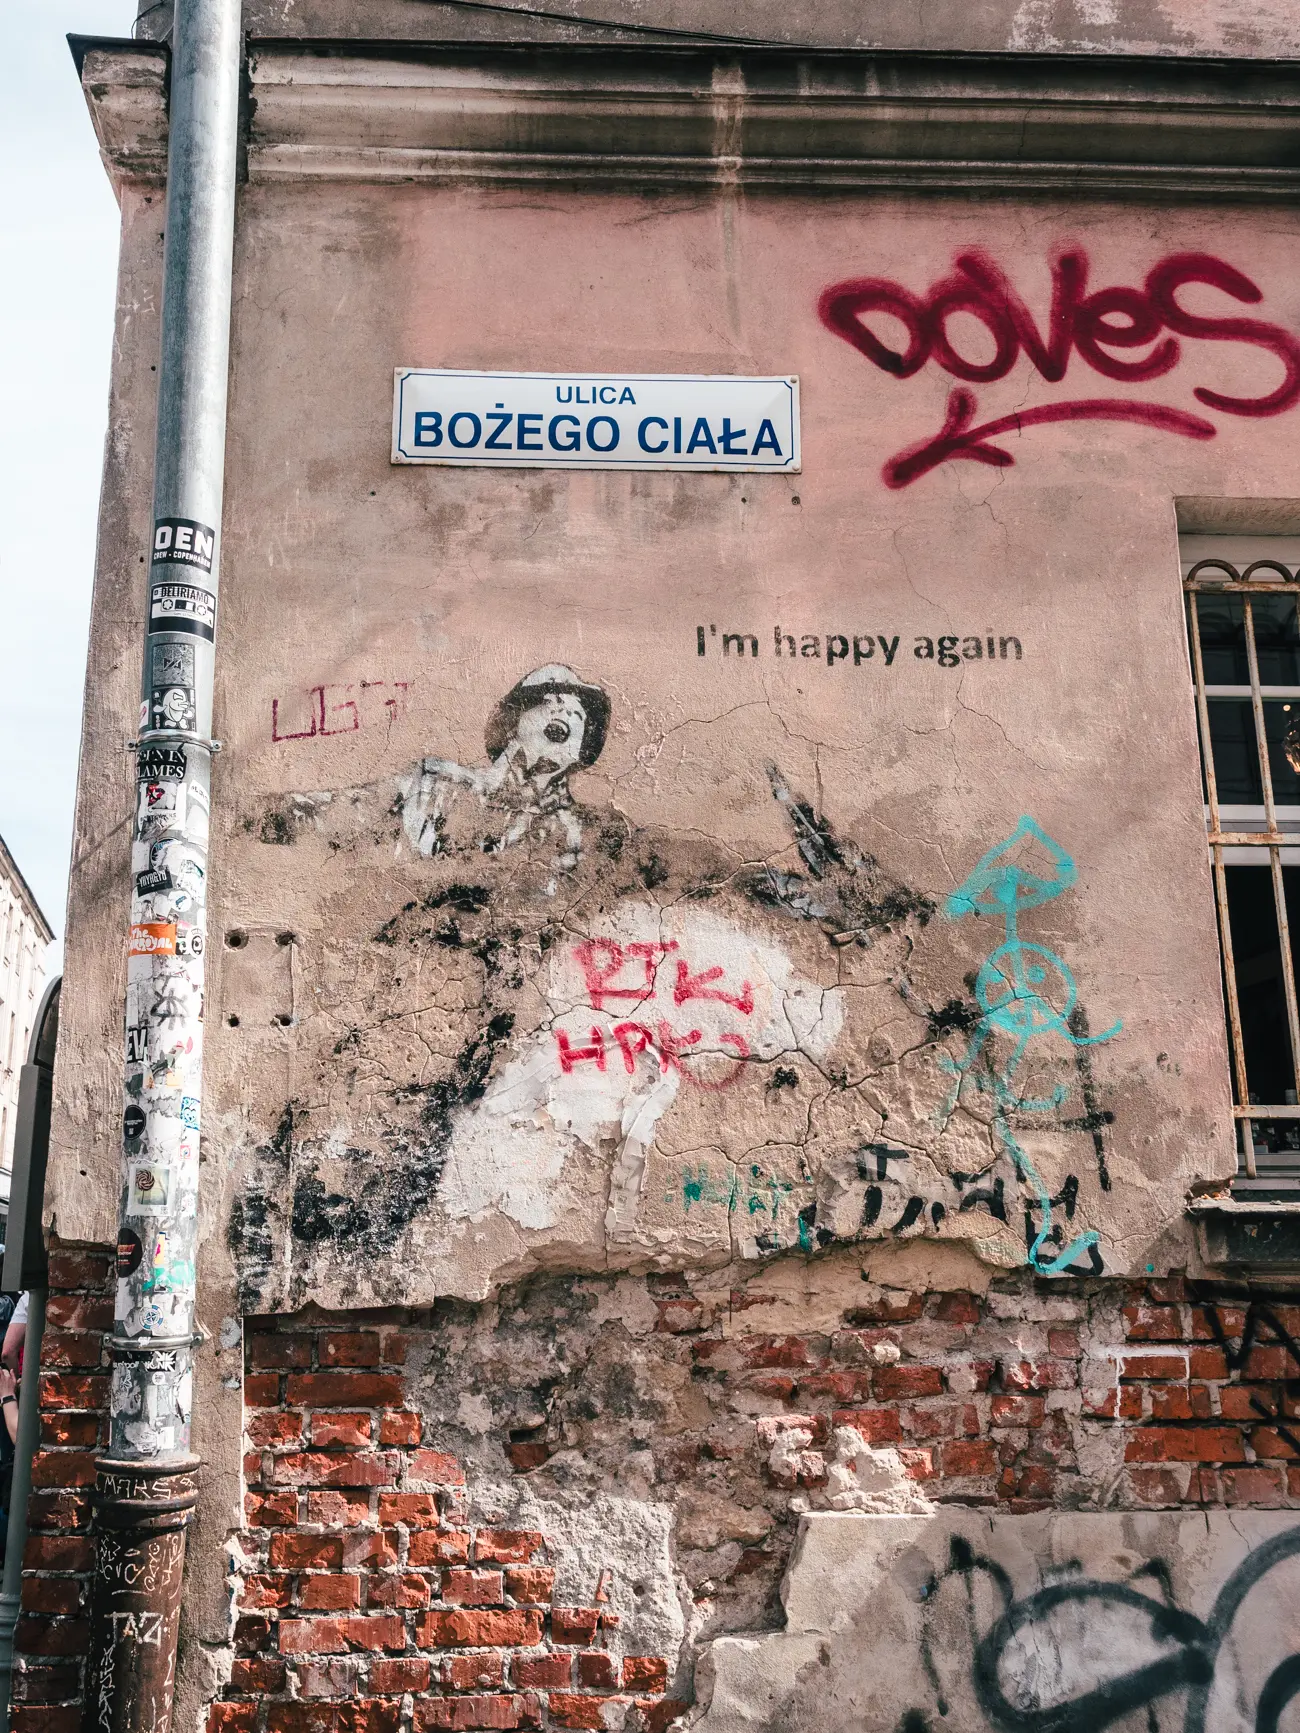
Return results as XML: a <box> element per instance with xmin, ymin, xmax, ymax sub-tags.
<box><xmin>0</xmin><ymin>835</ymin><xmax>55</xmax><ymax>947</ymax></box>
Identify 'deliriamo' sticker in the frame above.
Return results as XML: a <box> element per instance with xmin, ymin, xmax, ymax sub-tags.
<box><xmin>149</xmin><ymin>581</ymin><xmax>216</xmax><ymax>642</ymax></box>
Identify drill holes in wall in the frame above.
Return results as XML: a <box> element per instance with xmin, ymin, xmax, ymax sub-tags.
<box><xmin>225</xmin><ymin>930</ymin><xmax>248</xmax><ymax>949</ymax></box>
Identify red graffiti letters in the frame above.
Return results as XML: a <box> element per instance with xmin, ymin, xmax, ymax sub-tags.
<box><xmin>673</xmin><ymin>959</ymin><xmax>754</xmax><ymax>1015</ymax></box>
<box><xmin>561</xmin><ymin>940</ymin><xmax>754</xmax><ymax>1088</ymax></box>
<box><xmin>556</xmin><ymin>1027</ymin><xmax>608</xmax><ymax>1072</ymax></box>
<box><xmin>574</xmin><ymin>938</ymin><xmax>679</xmax><ymax>1009</ymax></box>
<box><xmin>818</xmin><ymin>250</ymin><xmax>1300</xmax><ymax>486</ymax></box>
<box><xmin>271</xmin><ymin>680</ymin><xmax>409</xmax><ymax>742</ymax></box>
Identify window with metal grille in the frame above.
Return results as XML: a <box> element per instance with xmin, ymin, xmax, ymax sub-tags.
<box><xmin>1184</xmin><ymin>535</ymin><xmax>1300</xmax><ymax>1194</ymax></box>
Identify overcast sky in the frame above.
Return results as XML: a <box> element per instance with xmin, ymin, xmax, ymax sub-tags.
<box><xmin>0</xmin><ymin>1</ymin><xmax>137</xmax><ymax>960</ymax></box>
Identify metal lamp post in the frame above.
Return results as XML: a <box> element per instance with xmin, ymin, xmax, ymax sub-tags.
<box><xmin>82</xmin><ymin>4</ymin><xmax>240</xmax><ymax>1729</ymax></box>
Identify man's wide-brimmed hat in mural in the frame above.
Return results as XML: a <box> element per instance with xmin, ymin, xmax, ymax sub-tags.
<box><xmin>485</xmin><ymin>665</ymin><xmax>611</xmax><ymax>769</ymax></box>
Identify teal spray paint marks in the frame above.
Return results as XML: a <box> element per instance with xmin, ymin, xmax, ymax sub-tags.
<box><xmin>941</xmin><ymin>817</ymin><xmax>1121</xmax><ymax>1275</ymax></box>
<box><xmin>677</xmin><ymin>1161</ymin><xmax>797</xmax><ymax>1243</ymax></box>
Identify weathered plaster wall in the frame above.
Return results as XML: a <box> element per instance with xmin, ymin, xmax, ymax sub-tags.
<box><xmin>49</xmin><ymin>177</ymin><xmax>163</xmax><ymax>1244</ymax></box>
<box><xmin>699</xmin><ymin>1506</ymin><xmax>1300</xmax><ymax>1731</ymax></box>
<box><xmin>69</xmin><ymin>186</ymin><xmax>1300</xmax><ymax>1305</ymax></box>
<box><xmin>135</xmin><ymin>0</ymin><xmax>1300</xmax><ymax>60</ymax></box>
<box><xmin>57</xmin><ymin>181</ymin><xmax>1300</xmax><ymax>1297</ymax></box>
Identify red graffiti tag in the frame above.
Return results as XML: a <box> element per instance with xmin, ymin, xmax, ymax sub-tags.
<box><xmin>271</xmin><ymin>680</ymin><xmax>410</xmax><ymax>742</ymax></box>
<box><xmin>574</xmin><ymin>939</ymin><xmax>678</xmax><ymax>1010</ymax></box>
<box><xmin>560</xmin><ymin>941</ymin><xmax>755</xmax><ymax>1088</ymax></box>
<box><xmin>817</xmin><ymin>250</ymin><xmax>1300</xmax><ymax>487</ymax></box>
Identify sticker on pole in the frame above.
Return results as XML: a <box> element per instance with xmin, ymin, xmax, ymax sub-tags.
<box><xmin>152</xmin><ymin>517</ymin><xmax>215</xmax><ymax>574</ymax></box>
<box><xmin>392</xmin><ymin>370</ymin><xmax>800</xmax><ymax>472</ymax></box>
<box><xmin>150</xmin><ymin>582</ymin><xmax>216</xmax><ymax>642</ymax></box>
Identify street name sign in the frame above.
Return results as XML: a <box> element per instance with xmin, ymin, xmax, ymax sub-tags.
<box><xmin>392</xmin><ymin>369</ymin><xmax>800</xmax><ymax>472</ymax></box>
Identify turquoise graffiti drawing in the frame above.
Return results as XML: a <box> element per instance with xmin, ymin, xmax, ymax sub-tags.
<box><xmin>941</xmin><ymin>817</ymin><xmax>1121</xmax><ymax>1275</ymax></box>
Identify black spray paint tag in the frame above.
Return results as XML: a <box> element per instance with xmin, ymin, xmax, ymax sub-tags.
<box><xmin>152</xmin><ymin>517</ymin><xmax>215</xmax><ymax>574</ymax></box>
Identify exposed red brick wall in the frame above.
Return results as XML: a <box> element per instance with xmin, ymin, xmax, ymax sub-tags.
<box><xmin>18</xmin><ymin>1260</ymin><xmax>1300</xmax><ymax>1733</ymax></box>
<box><xmin>11</xmin><ymin>1241</ymin><xmax>113</xmax><ymax>1733</ymax></box>
<box><xmin>677</xmin><ymin>1272</ymin><xmax>1300</xmax><ymax>1512</ymax></box>
<box><xmin>233</xmin><ymin>1316</ymin><xmax>681</xmax><ymax>1733</ymax></box>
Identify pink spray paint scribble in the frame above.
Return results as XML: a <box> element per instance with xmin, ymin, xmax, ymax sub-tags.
<box><xmin>557</xmin><ymin>938</ymin><xmax>753</xmax><ymax>1090</ymax></box>
<box><xmin>818</xmin><ymin>250</ymin><xmax>1300</xmax><ymax>486</ymax></box>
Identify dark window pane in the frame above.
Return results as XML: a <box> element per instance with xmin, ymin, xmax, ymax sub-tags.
<box><xmin>1252</xmin><ymin>593</ymin><xmax>1300</xmax><ymax>685</ymax></box>
<box><xmin>1208</xmin><ymin>700</ymin><xmax>1261</xmax><ymax>803</ymax></box>
<box><xmin>1246</xmin><ymin>1119</ymin><xmax>1300</xmax><ymax>1157</ymax></box>
<box><xmin>1224</xmin><ymin>864</ymin><xmax>1300</xmax><ymax>1109</ymax></box>
<box><xmin>1194</xmin><ymin>594</ymin><xmax>1248</xmax><ymax>683</ymax></box>
<box><xmin>1265</xmin><ymin>701</ymin><xmax>1300</xmax><ymax>803</ymax></box>
<box><xmin>1191</xmin><ymin>591</ymin><xmax>1300</xmax><ymax>686</ymax></box>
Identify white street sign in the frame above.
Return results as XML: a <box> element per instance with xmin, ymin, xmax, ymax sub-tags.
<box><xmin>392</xmin><ymin>369</ymin><xmax>799</xmax><ymax>472</ymax></box>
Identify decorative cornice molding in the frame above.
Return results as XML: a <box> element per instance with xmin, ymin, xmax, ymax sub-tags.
<box><xmin>76</xmin><ymin>37</ymin><xmax>1300</xmax><ymax>199</ymax></box>
<box><xmin>71</xmin><ymin>38</ymin><xmax>170</xmax><ymax>190</ymax></box>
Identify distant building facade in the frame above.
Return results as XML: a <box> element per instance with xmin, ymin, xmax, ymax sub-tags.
<box><xmin>0</xmin><ymin>834</ymin><xmax>51</xmax><ymax>1211</ymax></box>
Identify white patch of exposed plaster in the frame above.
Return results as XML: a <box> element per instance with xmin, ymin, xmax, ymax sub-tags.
<box><xmin>695</xmin><ymin>1512</ymin><xmax>1300</xmax><ymax>1733</ymax></box>
<box><xmin>456</xmin><ymin>1393</ymin><xmax>494</xmax><ymax>1434</ymax></box>
<box><xmin>821</xmin><ymin>1428</ymin><xmax>934</xmax><ymax>1514</ymax></box>
<box><xmin>467</xmin><ymin>1479</ymin><xmax>686</xmax><ymax>1668</ymax></box>
<box><xmin>437</xmin><ymin>903</ymin><xmax>843</xmax><ymax>1238</ymax></box>
<box><xmin>1007</xmin><ymin>0</ymin><xmax>1062</xmax><ymax>48</ymax></box>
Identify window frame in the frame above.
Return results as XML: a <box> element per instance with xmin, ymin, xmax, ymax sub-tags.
<box><xmin>1186</xmin><ymin>552</ymin><xmax>1300</xmax><ymax>1185</ymax></box>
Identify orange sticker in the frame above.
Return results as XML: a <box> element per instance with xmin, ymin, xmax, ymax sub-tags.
<box><xmin>129</xmin><ymin>922</ymin><xmax>177</xmax><ymax>957</ymax></box>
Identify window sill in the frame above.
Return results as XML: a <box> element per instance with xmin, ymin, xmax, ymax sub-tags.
<box><xmin>1188</xmin><ymin>1195</ymin><xmax>1300</xmax><ymax>1269</ymax></box>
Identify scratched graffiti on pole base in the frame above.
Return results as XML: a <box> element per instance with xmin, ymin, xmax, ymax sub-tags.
<box><xmin>940</xmin><ymin>817</ymin><xmax>1121</xmax><ymax>1276</ymax></box>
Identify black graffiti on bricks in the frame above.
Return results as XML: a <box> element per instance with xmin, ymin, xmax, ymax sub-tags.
<box><xmin>1189</xmin><ymin>1283</ymin><xmax>1300</xmax><ymax>1459</ymax></box>
<box><xmin>906</xmin><ymin>1527</ymin><xmax>1300</xmax><ymax>1733</ymax></box>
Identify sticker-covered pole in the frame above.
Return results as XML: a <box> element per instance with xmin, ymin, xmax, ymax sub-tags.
<box><xmin>83</xmin><ymin>3</ymin><xmax>240</xmax><ymax>1730</ymax></box>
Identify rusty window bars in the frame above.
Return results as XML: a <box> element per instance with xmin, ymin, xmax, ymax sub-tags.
<box><xmin>1185</xmin><ymin>554</ymin><xmax>1300</xmax><ymax>1185</ymax></box>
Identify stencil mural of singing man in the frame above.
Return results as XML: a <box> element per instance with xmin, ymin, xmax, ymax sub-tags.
<box><xmin>399</xmin><ymin>664</ymin><xmax>611</xmax><ymax>874</ymax></box>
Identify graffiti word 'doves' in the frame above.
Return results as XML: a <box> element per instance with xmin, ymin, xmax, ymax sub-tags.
<box><xmin>557</xmin><ymin>938</ymin><xmax>753</xmax><ymax>1090</ymax></box>
<box><xmin>819</xmin><ymin>250</ymin><xmax>1300</xmax><ymax>487</ymax></box>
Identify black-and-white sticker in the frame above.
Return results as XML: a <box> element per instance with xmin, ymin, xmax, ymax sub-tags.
<box><xmin>123</xmin><ymin>1104</ymin><xmax>146</xmax><ymax>1144</ymax></box>
<box><xmin>151</xmin><ymin>641</ymin><xmax>194</xmax><ymax>686</ymax></box>
<box><xmin>150</xmin><ymin>686</ymin><xmax>197</xmax><ymax>731</ymax></box>
<box><xmin>135</xmin><ymin>868</ymin><xmax>174</xmax><ymax>897</ymax></box>
<box><xmin>138</xmin><ymin>745</ymin><xmax>187</xmax><ymax>782</ymax></box>
<box><xmin>149</xmin><ymin>643</ymin><xmax>197</xmax><ymax>726</ymax></box>
<box><xmin>152</xmin><ymin>517</ymin><xmax>215</xmax><ymax>574</ymax></box>
<box><xmin>117</xmin><ymin>1228</ymin><xmax>144</xmax><ymax>1277</ymax></box>
<box><xmin>149</xmin><ymin>582</ymin><xmax>216</xmax><ymax>642</ymax></box>
<box><xmin>126</xmin><ymin>1024</ymin><xmax>149</xmax><ymax>1064</ymax></box>
<box><xmin>175</xmin><ymin>927</ymin><xmax>205</xmax><ymax>959</ymax></box>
